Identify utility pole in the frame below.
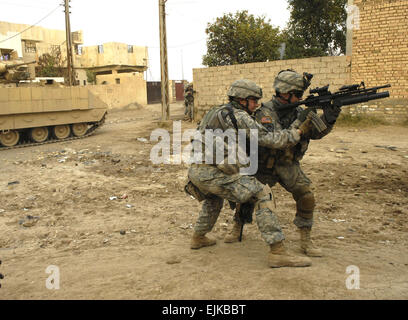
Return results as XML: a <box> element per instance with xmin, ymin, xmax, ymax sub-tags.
<box><xmin>159</xmin><ymin>0</ymin><xmax>170</xmax><ymax>120</ymax></box>
<box><xmin>64</xmin><ymin>0</ymin><xmax>75</xmax><ymax>86</ymax></box>
<box><xmin>180</xmin><ymin>49</ymin><xmax>184</xmax><ymax>81</ymax></box>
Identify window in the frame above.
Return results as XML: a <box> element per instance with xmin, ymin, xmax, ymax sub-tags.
<box><xmin>98</xmin><ymin>45</ymin><xmax>104</xmax><ymax>54</ymax></box>
<box><xmin>24</xmin><ymin>41</ymin><xmax>37</xmax><ymax>53</ymax></box>
<box><xmin>83</xmin><ymin>80</ymin><xmax>87</xmax><ymax>85</ymax></box>
<box><xmin>115</xmin><ymin>78</ymin><xmax>120</xmax><ymax>84</ymax></box>
<box><xmin>75</xmin><ymin>45</ymin><xmax>83</xmax><ymax>55</ymax></box>
<box><xmin>127</xmin><ymin>45</ymin><xmax>133</xmax><ymax>53</ymax></box>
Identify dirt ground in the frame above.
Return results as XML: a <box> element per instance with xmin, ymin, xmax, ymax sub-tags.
<box><xmin>0</xmin><ymin>102</ymin><xmax>407</xmax><ymax>300</ymax></box>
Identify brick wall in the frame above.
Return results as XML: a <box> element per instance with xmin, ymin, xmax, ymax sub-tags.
<box><xmin>193</xmin><ymin>0</ymin><xmax>408</xmax><ymax>122</ymax></box>
<box><xmin>193</xmin><ymin>56</ymin><xmax>351</xmax><ymax>121</ymax></box>
<box><xmin>348</xmin><ymin>0</ymin><xmax>408</xmax><ymax>120</ymax></box>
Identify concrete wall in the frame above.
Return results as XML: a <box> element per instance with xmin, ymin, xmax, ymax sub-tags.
<box><xmin>91</xmin><ymin>72</ymin><xmax>147</xmax><ymax>108</ymax></box>
<box><xmin>0</xmin><ymin>21</ymin><xmax>70</xmax><ymax>65</ymax></box>
<box><xmin>79</xmin><ymin>42</ymin><xmax>148</xmax><ymax>70</ymax></box>
<box><xmin>0</xmin><ymin>21</ymin><xmax>66</xmax><ymax>43</ymax></box>
<box><xmin>193</xmin><ymin>56</ymin><xmax>351</xmax><ymax>121</ymax></box>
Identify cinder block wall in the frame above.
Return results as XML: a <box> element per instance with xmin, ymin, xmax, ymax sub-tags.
<box><xmin>348</xmin><ymin>0</ymin><xmax>408</xmax><ymax>120</ymax></box>
<box><xmin>193</xmin><ymin>56</ymin><xmax>351</xmax><ymax>121</ymax></box>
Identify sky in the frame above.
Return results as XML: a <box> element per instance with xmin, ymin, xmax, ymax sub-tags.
<box><xmin>0</xmin><ymin>0</ymin><xmax>291</xmax><ymax>82</ymax></box>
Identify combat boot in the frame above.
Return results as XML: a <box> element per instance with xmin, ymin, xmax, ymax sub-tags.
<box><xmin>190</xmin><ymin>232</ymin><xmax>216</xmax><ymax>250</ymax></box>
<box><xmin>268</xmin><ymin>241</ymin><xmax>312</xmax><ymax>268</ymax></box>
<box><xmin>299</xmin><ymin>228</ymin><xmax>323</xmax><ymax>257</ymax></box>
<box><xmin>224</xmin><ymin>222</ymin><xmax>243</xmax><ymax>243</ymax></box>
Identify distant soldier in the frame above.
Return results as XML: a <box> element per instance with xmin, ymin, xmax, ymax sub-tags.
<box><xmin>184</xmin><ymin>83</ymin><xmax>195</xmax><ymax>121</ymax></box>
<box><xmin>186</xmin><ymin>79</ymin><xmax>313</xmax><ymax>268</ymax></box>
<box><xmin>224</xmin><ymin>70</ymin><xmax>341</xmax><ymax>257</ymax></box>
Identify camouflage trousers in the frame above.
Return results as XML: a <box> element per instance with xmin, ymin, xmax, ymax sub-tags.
<box><xmin>255</xmin><ymin>160</ymin><xmax>315</xmax><ymax>229</ymax></box>
<box><xmin>188</xmin><ymin>164</ymin><xmax>285</xmax><ymax>244</ymax></box>
<box><xmin>184</xmin><ymin>101</ymin><xmax>193</xmax><ymax>119</ymax></box>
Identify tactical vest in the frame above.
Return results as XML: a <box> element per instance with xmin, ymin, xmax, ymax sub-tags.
<box><xmin>194</xmin><ymin>103</ymin><xmax>252</xmax><ymax>174</ymax></box>
<box><xmin>257</xmin><ymin>100</ymin><xmax>310</xmax><ymax>166</ymax></box>
<box><xmin>197</xmin><ymin>103</ymin><xmax>238</xmax><ymax>133</ymax></box>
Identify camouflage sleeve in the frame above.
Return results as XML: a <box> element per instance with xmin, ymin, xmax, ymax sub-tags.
<box><xmin>226</xmin><ymin>110</ymin><xmax>300</xmax><ymax>149</ymax></box>
<box><xmin>255</xmin><ymin>108</ymin><xmax>275</xmax><ymax>131</ymax></box>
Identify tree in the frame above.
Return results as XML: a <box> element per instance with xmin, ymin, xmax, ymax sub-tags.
<box><xmin>86</xmin><ymin>70</ymin><xmax>96</xmax><ymax>84</ymax></box>
<box><xmin>202</xmin><ymin>10</ymin><xmax>282</xmax><ymax>67</ymax></box>
<box><xmin>283</xmin><ymin>0</ymin><xmax>347</xmax><ymax>59</ymax></box>
<box><xmin>36</xmin><ymin>46</ymin><xmax>66</xmax><ymax>78</ymax></box>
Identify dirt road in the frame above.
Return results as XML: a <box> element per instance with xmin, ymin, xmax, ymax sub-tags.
<box><xmin>1</xmin><ymin>102</ymin><xmax>407</xmax><ymax>299</ymax></box>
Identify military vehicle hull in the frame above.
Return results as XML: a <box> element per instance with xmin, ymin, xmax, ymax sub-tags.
<box><xmin>0</xmin><ymin>86</ymin><xmax>107</xmax><ymax>148</ymax></box>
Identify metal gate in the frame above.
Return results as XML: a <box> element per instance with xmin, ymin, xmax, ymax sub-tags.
<box><xmin>175</xmin><ymin>81</ymin><xmax>185</xmax><ymax>101</ymax></box>
<box><xmin>147</xmin><ymin>81</ymin><xmax>162</xmax><ymax>104</ymax></box>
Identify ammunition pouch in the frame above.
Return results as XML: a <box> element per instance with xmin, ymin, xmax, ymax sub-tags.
<box><xmin>184</xmin><ymin>180</ymin><xmax>206</xmax><ymax>202</ymax></box>
<box><xmin>266</xmin><ymin>157</ymin><xmax>275</xmax><ymax>169</ymax></box>
<box><xmin>260</xmin><ymin>148</ymin><xmax>277</xmax><ymax>169</ymax></box>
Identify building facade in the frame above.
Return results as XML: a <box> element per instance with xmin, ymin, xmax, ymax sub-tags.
<box><xmin>0</xmin><ymin>21</ymin><xmax>148</xmax><ymax>87</ymax></box>
<box><xmin>0</xmin><ymin>20</ymin><xmax>149</xmax><ymax>107</ymax></box>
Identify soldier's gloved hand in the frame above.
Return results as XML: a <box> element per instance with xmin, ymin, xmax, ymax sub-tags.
<box><xmin>297</xmin><ymin>108</ymin><xmax>315</xmax><ymax>122</ymax></box>
<box><xmin>297</xmin><ymin>114</ymin><xmax>314</xmax><ymax>136</ymax></box>
<box><xmin>323</xmin><ymin>105</ymin><xmax>341</xmax><ymax>124</ymax></box>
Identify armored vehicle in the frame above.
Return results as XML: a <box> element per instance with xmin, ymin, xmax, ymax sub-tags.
<box><xmin>0</xmin><ymin>60</ymin><xmax>36</xmax><ymax>84</ymax></box>
<box><xmin>0</xmin><ymin>86</ymin><xmax>107</xmax><ymax>148</ymax></box>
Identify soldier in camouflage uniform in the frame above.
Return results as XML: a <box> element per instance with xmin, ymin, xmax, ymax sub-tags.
<box><xmin>224</xmin><ymin>70</ymin><xmax>341</xmax><ymax>257</ymax></box>
<box><xmin>184</xmin><ymin>83</ymin><xmax>195</xmax><ymax>121</ymax></box>
<box><xmin>186</xmin><ymin>79</ymin><xmax>313</xmax><ymax>268</ymax></box>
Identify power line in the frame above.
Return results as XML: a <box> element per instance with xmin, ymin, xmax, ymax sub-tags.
<box><xmin>0</xmin><ymin>4</ymin><xmax>61</xmax><ymax>44</ymax></box>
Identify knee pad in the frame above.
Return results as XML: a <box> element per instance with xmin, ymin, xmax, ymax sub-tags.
<box><xmin>254</xmin><ymin>184</ymin><xmax>274</xmax><ymax>212</ymax></box>
<box><xmin>296</xmin><ymin>190</ymin><xmax>315</xmax><ymax>219</ymax></box>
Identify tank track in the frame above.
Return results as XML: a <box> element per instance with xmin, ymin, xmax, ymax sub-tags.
<box><xmin>0</xmin><ymin>113</ymin><xmax>106</xmax><ymax>151</ymax></box>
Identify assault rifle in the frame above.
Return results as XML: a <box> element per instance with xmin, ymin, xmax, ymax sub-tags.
<box><xmin>275</xmin><ymin>81</ymin><xmax>391</xmax><ymax>132</ymax></box>
<box><xmin>277</xmin><ymin>81</ymin><xmax>391</xmax><ymax>111</ymax></box>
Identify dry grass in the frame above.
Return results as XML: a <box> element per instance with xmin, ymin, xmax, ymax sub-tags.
<box><xmin>336</xmin><ymin>113</ymin><xmax>390</xmax><ymax>127</ymax></box>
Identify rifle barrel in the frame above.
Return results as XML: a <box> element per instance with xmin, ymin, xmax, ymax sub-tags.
<box><xmin>336</xmin><ymin>91</ymin><xmax>390</xmax><ymax>106</ymax></box>
<box><xmin>273</xmin><ymin>84</ymin><xmax>391</xmax><ymax>111</ymax></box>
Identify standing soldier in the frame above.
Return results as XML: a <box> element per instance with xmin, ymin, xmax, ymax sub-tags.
<box><xmin>184</xmin><ymin>83</ymin><xmax>195</xmax><ymax>121</ymax></box>
<box><xmin>224</xmin><ymin>70</ymin><xmax>341</xmax><ymax>257</ymax></box>
<box><xmin>186</xmin><ymin>79</ymin><xmax>314</xmax><ymax>268</ymax></box>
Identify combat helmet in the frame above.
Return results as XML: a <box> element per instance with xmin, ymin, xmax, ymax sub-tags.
<box><xmin>273</xmin><ymin>69</ymin><xmax>313</xmax><ymax>94</ymax></box>
<box><xmin>227</xmin><ymin>79</ymin><xmax>263</xmax><ymax>100</ymax></box>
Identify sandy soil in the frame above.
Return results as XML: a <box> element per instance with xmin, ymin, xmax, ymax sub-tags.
<box><xmin>0</xmin><ymin>102</ymin><xmax>407</xmax><ymax>299</ymax></box>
